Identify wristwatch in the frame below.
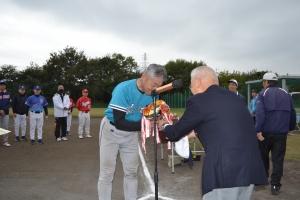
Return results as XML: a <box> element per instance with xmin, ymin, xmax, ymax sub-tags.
<box><xmin>161</xmin><ymin>123</ymin><xmax>169</xmax><ymax>131</ymax></box>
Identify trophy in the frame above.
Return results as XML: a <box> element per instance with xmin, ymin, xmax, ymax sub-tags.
<box><xmin>141</xmin><ymin>100</ymin><xmax>179</xmax><ymax>152</ymax></box>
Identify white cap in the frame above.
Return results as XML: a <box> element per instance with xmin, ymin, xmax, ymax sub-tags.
<box><xmin>227</xmin><ymin>79</ymin><xmax>238</xmax><ymax>86</ymax></box>
<box><xmin>263</xmin><ymin>72</ymin><xmax>278</xmax><ymax>81</ymax></box>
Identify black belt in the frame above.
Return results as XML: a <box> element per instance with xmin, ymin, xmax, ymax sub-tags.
<box><xmin>31</xmin><ymin>111</ymin><xmax>42</xmax><ymax>113</ymax></box>
<box><xmin>110</xmin><ymin>121</ymin><xmax>115</xmax><ymax>126</ymax></box>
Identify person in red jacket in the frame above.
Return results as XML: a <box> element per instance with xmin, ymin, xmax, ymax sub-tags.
<box><xmin>76</xmin><ymin>89</ymin><xmax>92</xmax><ymax>139</ymax></box>
<box><xmin>65</xmin><ymin>91</ymin><xmax>74</xmax><ymax>136</ymax></box>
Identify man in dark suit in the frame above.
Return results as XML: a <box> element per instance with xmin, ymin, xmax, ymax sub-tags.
<box><xmin>158</xmin><ymin>66</ymin><xmax>268</xmax><ymax>200</ymax></box>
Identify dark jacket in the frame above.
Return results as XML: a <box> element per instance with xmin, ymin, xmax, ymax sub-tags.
<box><xmin>0</xmin><ymin>91</ymin><xmax>11</xmax><ymax>115</ymax></box>
<box><xmin>164</xmin><ymin>85</ymin><xmax>268</xmax><ymax>196</ymax></box>
<box><xmin>237</xmin><ymin>91</ymin><xmax>246</xmax><ymax>104</ymax></box>
<box><xmin>11</xmin><ymin>93</ymin><xmax>28</xmax><ymax>115</ymax></box>
<box><xmin>256</xmin><ymin>85</ymin><xmax>296</xmax><ymax>134</ymax></box>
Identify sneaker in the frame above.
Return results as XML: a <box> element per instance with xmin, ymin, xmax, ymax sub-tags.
<box><xmin>15</xmin><ymin>136</ymin><xmax>20</xmax><ymax>141</ymax></box>
<box><xmin>3</xmin><ymin>141</ymin><xmax>11</xmax><ymax>147</ymax></box>
<box><xmin>30</xmin><ymin>140</ymin><xmax>35</xmax><ymax>145</ymax></box>
<box><xmin>61</xmin><ymin>137</ymin><xmax>68</xmax><ymax>141</ymax></box>
<box><xmin>57</xmin><ymin>137</ymin><xmax>62</xmax><ymax>142</ymax></box>
<box><xmin>37</xmin><ymin>139</ymin><xmax>44</xmax><ymax>144</ymax></box>
<box><xmin>79</xmin><ymin>135</ymin><xmax>83</xmax><ymax>139</ymax></box>
<box><xmin>86</xmin><ymin>135</ymin><xmax>92</xmax><ymax>138</ymax></box>
<box><xmin>271</xmin><ymin>185</ymin><xmax>280</xmax><ymax>195</ymax></box>
<box><xmin>66</xmin><ymin>131</ymin><xmax>70</xmax><ymax>136</ymax></box>
<box><xmin>21</xmin><ymin>136</ymin><xmax>28</xmax><ymax>141</ymax></box>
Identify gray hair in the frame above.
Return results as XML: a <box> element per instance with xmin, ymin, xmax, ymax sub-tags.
<box><xmin>191</xmin><ymin>66</ymin><xmax>219</xmax><ymax>85</ymax></box>
<box><xmin>144</xmin><ymin>64</ymin><xmax>167</xmax><ymax>81</ymax></box>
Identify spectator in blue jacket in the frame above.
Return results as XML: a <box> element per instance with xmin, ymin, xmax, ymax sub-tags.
<box><xmin>249</xmin><ymin>89</ymin><xmax>258</xmax><ymax>122</ymax></box>
<box><xmin>256</xmin><ymin>72</ymin><xmax>296</xmax><ymax>195</ymax></box>
<box><xmin>227</xmin><ymin>79</ymin><xmax>246</xmax><ymax>104</ymax></box>
<box><xmin>0</xmin><ymin>79</ymin><xmax>11</xmax><ymax>147</ymax></box>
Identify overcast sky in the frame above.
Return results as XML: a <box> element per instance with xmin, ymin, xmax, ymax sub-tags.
<box><xmin>1</xmin><ymin>0</ymin><xmax>299</xmax><ymax>75</ymax></box>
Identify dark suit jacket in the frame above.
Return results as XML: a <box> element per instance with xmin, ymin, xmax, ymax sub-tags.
<box><xmin>164</xmin><ymin>85</ymin><xmax>268</xmax><ymax>195</ymax></box>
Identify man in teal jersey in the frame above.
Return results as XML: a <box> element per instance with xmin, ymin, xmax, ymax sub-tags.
<box><xmin>98</xmin><ymin>64</ymin><xmax>167</xmax><ymax>200</ymax></box>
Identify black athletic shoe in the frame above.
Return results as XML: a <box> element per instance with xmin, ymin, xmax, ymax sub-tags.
<box><xmin>271</xmin><ymin>185</ymin><xmax>280</xmax><ymax>195</ymax></box>
<box><xmin>30</xmin><ymin>140</ymin><xmax>35</xmax><ymax>145</ymax></box>
<box><xmin>37</xmin><ymin>139</ymin><xmax>44</xmax><ymax>145</ymax></box>
<box><xmin>21</xmin><ymin>136</ymin><xmax>28</xmax><ymax>141</ymax></box>
<box><xmin>15</xmin><ymin>136</ymin><xmax>20</xmax><ymax>141</ymax></box>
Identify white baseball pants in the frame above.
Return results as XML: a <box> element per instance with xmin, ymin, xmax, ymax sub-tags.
<box><xmin>78</xmin><ymin>111</ymin><xmax>90</xmax><ymax>136</ymax></box>
<box><xmin>0</xmin><ymin>115</ymin><xmax>9</xmax><ymax>142</ymax></box>
<box><xmin>29</xmin><ymin>112</ymin><xmax>44</xmax><ymax>140</ymax></box>
<box><xmin>14</xmin><ymin>114</ymin><xmax>27</xmax><ymax>137</ymax></box>
<box><xmin>67</xmin><ymin>114</ymin><xmax>72</xmax><ymax>132</ymax></box>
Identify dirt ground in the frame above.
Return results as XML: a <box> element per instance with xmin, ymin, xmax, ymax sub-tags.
<box><xmin>0</xmin><ymin>116</ymin><xmax>300</xmax><ymax>200</ymax></box>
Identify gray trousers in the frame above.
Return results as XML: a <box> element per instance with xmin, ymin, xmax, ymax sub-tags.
<box><xmin>98</xmin><ymin>117</ymin><xmax>139</xmax><ymax>200</ymax></box>
<box><xmin>202</xmin><ymin>184</ymin><xmax>254</xmax><ymax>200</ymax></box>
<box><xmin>14</xmin><ymin>114</ymin><xmax>27</xmax><ymax>137</ymax></box>
<box><xmin>0</xmin><ymin>115</ymin><xmax>9</xmax><ymax>142</ymax></box>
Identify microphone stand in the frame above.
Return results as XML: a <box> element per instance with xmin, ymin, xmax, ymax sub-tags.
<box><xmin>151</xmin><ymin>89</ymin><xmax>159</xmax><ymax>200</ymax></box>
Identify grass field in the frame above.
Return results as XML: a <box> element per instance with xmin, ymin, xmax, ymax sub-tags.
<box><xmin>20</xmin><ymin>108</ymin><xmax>300</xmax><ymax>161</ymax></box>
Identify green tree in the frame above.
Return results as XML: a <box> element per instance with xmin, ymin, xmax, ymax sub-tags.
<box><xmin>0</xmin><ymin>64</ymin><xmax>20</xmax><ymax>95</ymax></box>
<box><xmin>164</xmin><ymin>59</ymin><xmax>206</xmax><ymax>93</ymax></box>
<box><xmin>42</xmin><ymin>46</ymin><xmax>89</xmax><ymax>101</ymax></box>
<box><xmin>17</xmin><ymin>62</ymin><xmax>44</xmax><ymax>96</ymax></box>
<box><xmin>87</xmin><ymin>53</ymin><xmax>140</xmax><ymax>104</ymax></box>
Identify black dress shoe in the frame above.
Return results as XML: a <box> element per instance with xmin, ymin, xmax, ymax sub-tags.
<box><xmin>271</xmin><ymin>185</ymin><xmax>280</xmax><ymax>195</ymax></box>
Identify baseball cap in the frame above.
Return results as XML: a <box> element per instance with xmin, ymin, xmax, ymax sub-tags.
<box><xmin>19</xmin><ymin>85</ymin><xmax>26</xmax><ymax>90</ymax></box>
<box><xmin>263</xmin><ymin>72</ymin><xmax>278</xmax><ymax>81</ymax></box>
<box><xmin>227</xmin><ymin>79</ymin><xmax>238</xmax><ymax>86</ymax></box>
<box><xmin>0</xmin><ymin>79</ymin><xmax>6</xmax><ymax>84</ymax></box>
<box><xmin>65</xmin><ymin>91</ymin><xmax>70</xmax><ymax>95</ymax></box>
<box><xmin>34</xmin><ymin>85</ymin><xmax>41</xmax><ymax>90</ymax></box>
<box><xmin>82</xmin><ymin>89</ymin><xmax>88</xmax><ymax>93</ymax></box>
<box><xmin>251</xmin><ymin>89</ymin><xmax>258</xmax><ymax>93</ymax></box>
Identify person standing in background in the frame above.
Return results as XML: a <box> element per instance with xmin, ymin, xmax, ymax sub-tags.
<box><xmin>0</xmin><ymin>79</ymin><xmax>11</xmax><ymax>147</ymax></box>
<box><xmin>25</xmin><ymin>86</ymin><xmax>49</xmax><ymax>145</ymax></box>
<box><xmin>227</xmin><ymin>79</ymin><xmax>246</xmax><ymax>103</ymax></box>
<box><xmin>256</xmin><ymin>72</ymin><xmax>296</xmax><ymax>195</ymax></box>
<box><xmin>249</xmin><ymin>89</ymin><xmax>258</xmax><ymax>123</ymax></box>
<box><xmin>76</xmin><ymin>89</ymin><xmax>92</xmax><ymax>139</ymax></box>
<box><xmin>11</xmin><ymin>85</ymin><xmax>28</xmax><ymax>141</ymax></box>
<box><xmin>53</xmin><ymin>85</ymin><xmax>70</xmax><ymax>142</ymax></box>
<box><xmin>65</xmin><ymin>91</ymin><xmax>74</xmax><ymax>136</ymax></box>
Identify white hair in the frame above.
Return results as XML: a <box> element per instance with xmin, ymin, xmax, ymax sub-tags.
<box><xmin>191</xmin><ymin>66</ymin><xmax>219</xmax><ymax>85</ymax></box>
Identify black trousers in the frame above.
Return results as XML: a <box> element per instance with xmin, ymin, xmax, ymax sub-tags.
<box><xmin>54</xmin><ymin>117</ymin><xmax>67</xmax><ymax>138</ymax></box>
<box><xmin>259</xmin><ymin>133</ymin><xmax>287</xmax><ymax>187</ymax></box>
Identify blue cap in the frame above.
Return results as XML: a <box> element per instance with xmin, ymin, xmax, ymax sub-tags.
<box><xmin>19</xmin><ymin>85</ymin><xmax>26</xmax><ymax>90</ymax></box>
<box><xmin>65</xmin><ymin>91</ymin><xmax>70</xmax><ymax>95</ymax></box>
<box><xmin>0</xmin><ymin>79</ymin><xmax>6</xmax><ymax>84</ymax></box>
<box><xmin>34</xmin><ymin>85</ymin><xmax>41</xmax><ymax>90</ymax></box>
